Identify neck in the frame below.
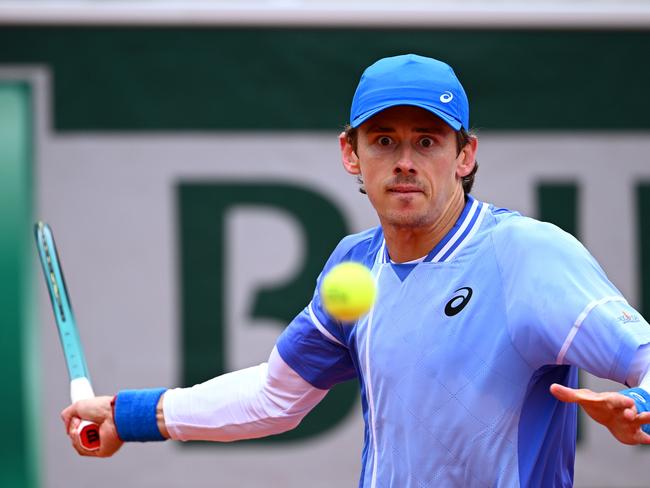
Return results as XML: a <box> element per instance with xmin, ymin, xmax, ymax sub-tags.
<box><xmin>383</xmin><ymin>186</ymin><xmax>466</xmax><ymax>263</ymax></box>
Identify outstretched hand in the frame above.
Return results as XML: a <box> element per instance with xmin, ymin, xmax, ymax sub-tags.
<box><xmin>550</xmin><ymin>383</ymin><xmax>650</xmax><ymax>445</ymax></box>
<box><xmin>61</xmin><ymin>396</ymin><xmax>123</xmax><ymax>457</ymax></box>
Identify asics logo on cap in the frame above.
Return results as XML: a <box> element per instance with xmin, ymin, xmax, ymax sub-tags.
<box><xmin>440</xmin><ymin>91</ymin><xmax>453</xmax><ymax>103</ymax></box>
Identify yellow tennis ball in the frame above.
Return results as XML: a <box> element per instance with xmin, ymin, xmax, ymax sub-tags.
<box><xmin>320</xmin><ymin>262</ymin><xmax>376</xmax><ymax>322</ymax></box>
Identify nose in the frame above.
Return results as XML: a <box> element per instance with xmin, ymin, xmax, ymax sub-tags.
<box><xmin>394</xmin><ymin>146</ymin><xmax>417</xmax><ymax>175</ymax></box>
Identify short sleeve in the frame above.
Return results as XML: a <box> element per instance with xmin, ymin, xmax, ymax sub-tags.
<box><xmin>493</xmin><ymin>217</ymin><xmax>650</xmax><ymax>382</ymax></box>
<box><xmin>276</xmin><ymin>306</ymin><xmax>356</xmax><ymax>390</ymax></box>
<box><xmin>276</xmin><ymin>228</ymin><xmax>381</xmax><ymax>390</ymax></box>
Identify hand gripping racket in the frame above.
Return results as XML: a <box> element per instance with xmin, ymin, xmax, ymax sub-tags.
<box><xmin>34</xmin><ymin>222</ymin><xmax>100</xmax><ymax>451</ymax></box>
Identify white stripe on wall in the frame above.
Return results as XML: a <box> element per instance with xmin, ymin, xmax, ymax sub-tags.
<box><xmin>2</xmin><ymin>2</ymin><xmax>650</xmax><ymax>28</ymax></box>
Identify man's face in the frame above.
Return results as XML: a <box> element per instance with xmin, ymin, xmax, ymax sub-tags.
<box><xmin>340</xmin><ymin>105</ymin><xmax>477</xmax><ymax>229</ymax></box>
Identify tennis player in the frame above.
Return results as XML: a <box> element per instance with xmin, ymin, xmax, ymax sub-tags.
<box><xmin>63</xmin><ymin>54</ymin><xmax>650</xmax><ymax>487</ymax></box>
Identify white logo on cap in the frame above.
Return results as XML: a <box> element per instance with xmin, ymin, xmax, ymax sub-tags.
<box><xmin>440</xmin><ymin>91</ymin><xmax>453</xmax><ymax>103</ymax></box>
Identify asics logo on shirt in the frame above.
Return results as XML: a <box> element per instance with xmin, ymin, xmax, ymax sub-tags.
<box><xmin>444</xmin><ymin>287</ymin><xmax>473</xmax><ymax>316</ymax></box>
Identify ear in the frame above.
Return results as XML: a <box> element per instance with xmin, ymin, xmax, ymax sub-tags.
<box><xmin>339</xmin><ymin>131</ymin><xmax>361</xmax><ymax>175</ymax></box>
<box><xmin>455</xmin><ymin>134</ymin><xmax>478</xmax><ymax>179</ymax></box>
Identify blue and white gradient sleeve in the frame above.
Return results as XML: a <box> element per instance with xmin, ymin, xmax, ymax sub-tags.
<box><xmin>276</xmin><ymin>231</ymin><xmax>378</xmax><ymax>389</ymax></box>
<box><xmin>494</xmin><ymin>217</ymin><xmax>650</xmax><ymax>382</ymax></box>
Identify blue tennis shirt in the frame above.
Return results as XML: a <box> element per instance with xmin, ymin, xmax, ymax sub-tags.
<box><xmin>276</xmin><ymin>195</ymin><xmax>650</xmax><ymax>487</ymax></box>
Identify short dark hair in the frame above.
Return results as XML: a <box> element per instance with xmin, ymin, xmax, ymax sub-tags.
<box><xmin>343</xmin><ymin>124</ymin><xmax>479</xmax><ymax>195</ymax></box>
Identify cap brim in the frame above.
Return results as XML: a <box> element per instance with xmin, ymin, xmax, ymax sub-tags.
<box><xmin>351</xmin><ymin>102</ymin><xmax>462</xmax><ymax>131</ymax></box>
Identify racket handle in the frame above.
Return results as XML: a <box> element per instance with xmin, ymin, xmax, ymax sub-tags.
<box><xmin>77</xmin><ymin>420</ymin><xmax>101</xmax><ymax>451</ymax></box>
<box><xmin>70</xmin><ymin>378</ymin><xmax>100</xmax><ymax>450</ymax></box>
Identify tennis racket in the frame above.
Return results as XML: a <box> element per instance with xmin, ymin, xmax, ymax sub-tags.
<box><xmin>34</xmin><ymin>222</ymin><xmax>100</xmax><ymax>451</ymax></box>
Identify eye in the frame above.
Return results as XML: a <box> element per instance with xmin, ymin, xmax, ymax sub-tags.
<box><xmin>378</xmin><ymin>136</ymin><xmax>393</xmax><ymax>146</ymax></box>
<box><xmin>419</xmin><ymin>137</ymin><xmax>435</xmax><ymax>148</ymax></box>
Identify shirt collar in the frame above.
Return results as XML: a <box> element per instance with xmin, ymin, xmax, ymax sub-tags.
<box><xmin>378</xmin><ymin>195</ymin><xmax>489</xmax><ymax>265</ymax></box>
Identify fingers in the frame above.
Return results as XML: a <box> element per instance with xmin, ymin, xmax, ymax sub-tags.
<box><xmin>623</xmin><ymin>420</ymin><xmax>650</xmax><ymax>446</ymax></box>
<box><xmin>67</xmin><ymin>415</ymin><xmax>79</xmax><ymax>438</ymax></box>
<box><xmin>633</xmin><ymin>411</ymin><xmax>650</xmax><ymax>427</ymax></box>
<box><xmin>61</xmin><ymin>396</ymin><xmax>122</xmax><ymax>457</ymax></box>
<box><xmin>636</xmin><ymin>433</ymin><xmax>650</xmax><ymax>445</ymax></box>
<box><xmin>60</xmin><ymin>403</ymin><xmax>78</xmax><ymax>431</ymax></box>
<box><xmin>61</xmin><ymin>396</ymin><xmax>113</xmax><ymax>426</ymax></box>
<box><xmin>66</xmin><ymin>416</ymin><xmax>99</xmax><ymax>457</ymax></box>
<box><xmin>593</xmin><ymin>392</ymin><xmax>635</xmax><ymax>412</ymax></box>
<box><xmin>549</xmin><ymin>383</ymin><xmax>602</xmax><ymax>403</ymax></box>
<box><xmin>634</xmin><ymin>418</ymin><xmax>650</xmax><ymax>444</ymax></box>
<box><xmin>551</xmin><ymin>384</ymin><xmax>650</xmax><ymax>446</ymax></box>
<box><xmin>66</xmin><ymin>415</ymin><xmax>122</xmax><ymax>457</ymax></box>
<box><xmin>549</xmin><ymin>383</ymin><xmax>574</xmax><ymax>402</ymax></box>
<box><xmin>61</xmin><ymin>401</ymin><xmax>95</xmax><ymax>446</ymax></box>
<box><xmin>623</xmin><ymin>407</ymin><xmax>637</xmax><ymax>422</ymax></box>
<box><xmin>549</xmin><ymin>383</ymin><xmax>592</xmax><ymax>403</ymax></box>
<box><xmin>550</xmin><ymin>384</ymin><xmax>635</xmax><ymax>409</ymax></box>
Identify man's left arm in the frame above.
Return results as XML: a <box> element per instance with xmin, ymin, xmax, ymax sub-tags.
<box><xmin>550</xmin><ymin>343</ymin><xmax>650</xmax><ymax>445</ymax></box>
<box><xmin>493</xmin><ymin>218</ymin><xmax>650</xmax><ymax>445</ymax></box>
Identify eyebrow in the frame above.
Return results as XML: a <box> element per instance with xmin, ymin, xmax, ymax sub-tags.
<box><xmin>366</xmin><ymin>126</ymin><xmax>445</xmax><ymax>134</ymax></box>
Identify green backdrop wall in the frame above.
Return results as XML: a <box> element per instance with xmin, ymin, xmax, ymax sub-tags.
<box><xmin>1</xmin><ymin>28</ymin><xmax>650</xmax><ymax>130</ymax></box>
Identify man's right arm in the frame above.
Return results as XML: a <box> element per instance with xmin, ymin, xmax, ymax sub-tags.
<box><xmin>63</xmin><ymin>232</ymin><xmax>372</xmax><ymax>457</ymax></box>
<box><xmin>162</xmin><ymin>346</ymin><xmax>327</xmax><ymax>442</ymax></box>
<box><xmin>61</xmin><ymin>346</ymin><xmax>327</xmax><ymax>457</ymax></box>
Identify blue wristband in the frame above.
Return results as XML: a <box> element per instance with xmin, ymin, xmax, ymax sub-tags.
<box><xmin>114</xmin><ymin>388</ymin><xmax>167</xmax><ymax>442</ymax></box>
<box><xmin>619</xmin><ymin>387</ymin><xmax>650</xmax><ymax>435</ymax></box>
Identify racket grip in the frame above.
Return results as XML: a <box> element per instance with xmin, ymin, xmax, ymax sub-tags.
<box><xmin>77</xmin><ymin>420</ymin><xmax>100</xmax><ymax>451</ymax></box>
<box><xmin>70</xmin><ymin>378</ymin><xmax>100</xmax><ymax>450</ymax></box>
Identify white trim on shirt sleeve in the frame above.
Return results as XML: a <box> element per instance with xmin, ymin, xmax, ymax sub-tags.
<box><xmin>163</xmin><ymin>346</ymin><xmax>328</xmax><ymax>442</ymax></box>
<box><xmin>308</xmin><ymin>303</ymin><xmax>344</xmax><ymax>346</ymax></box>
<box><xmin>555</xmin><ymin>295</ymin><xmax>627</xmax><ymax>365</ymax></box>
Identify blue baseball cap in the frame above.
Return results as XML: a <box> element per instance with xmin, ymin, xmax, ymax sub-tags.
<box><xmin>350</xmin><ymin>54</ymin><xmax>469</xmax><ymax>131</ymax></box>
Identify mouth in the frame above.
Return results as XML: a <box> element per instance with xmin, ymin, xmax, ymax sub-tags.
<box><xmin>387</xmin><ymin>185</ymin><xmax>424</xmax><ymax>194</ymax></box>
